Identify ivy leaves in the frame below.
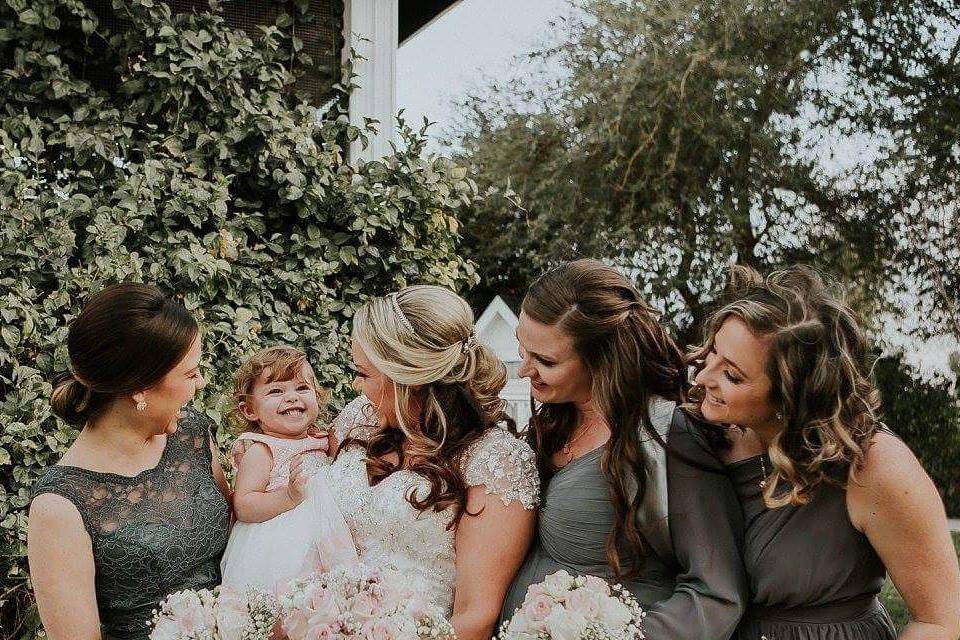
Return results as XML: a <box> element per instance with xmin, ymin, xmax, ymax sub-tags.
<box><xmin>0</xmin><ymin>1</ymin><xmax>480</xmax><ymax>634</ymax></box>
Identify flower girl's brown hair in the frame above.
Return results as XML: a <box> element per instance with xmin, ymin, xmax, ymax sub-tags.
<box><xmin>231</xmin><ymin>345</ymin><xmax>330</xmax><ymax>433</ymax></box>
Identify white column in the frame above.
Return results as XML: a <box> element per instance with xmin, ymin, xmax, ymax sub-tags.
<box><xmin>342</xmin><ymin>0</ymin><xmax>398</xmax><ymax>162</ymax></box>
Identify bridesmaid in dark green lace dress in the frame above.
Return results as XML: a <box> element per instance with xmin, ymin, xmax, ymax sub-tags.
<box><xmin>689</xmin><ymin>265</ymin><xmax>960</xmax><ymax>640</ymax></box>
<box><xmin>28</xmin><ymin>284</ymin><xmax>230</xmax><ymax>640</ymax></box>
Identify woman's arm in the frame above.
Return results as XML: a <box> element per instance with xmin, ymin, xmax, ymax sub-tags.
<box><xmin>641</xmin><ymin>418</ymin><xmax>748</xmax><ymax>640</ymax></box>
<box><xmin>232</xmin><ymin>443</ymin><xmax>306</xmax><ymax>523</ymax></box>
<box><xmin>849</xmin><ymin>431</ymin><xmax>960</xmax><ymax>640</ymax></box>
<box><xmin>28</xmin><ymin>493</ymin><xmax>100</xmax><ymax>640</ymax></box>
<box><xmin>451</xmin><ymin>486</ymin><xmax>536</xmax><ymax>640</ymax></box>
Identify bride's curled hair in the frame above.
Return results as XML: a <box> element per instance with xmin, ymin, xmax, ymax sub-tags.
<box><xmin>352</xmin><ymin>285</ymin><xmax>515</xmax><ymax>528</ymax></box>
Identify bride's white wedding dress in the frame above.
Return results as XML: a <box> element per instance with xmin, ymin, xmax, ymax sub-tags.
<box><xmin>322</xmin><ymin>397</ymin><xmax>540</xmax><ymax>615</ymax></box>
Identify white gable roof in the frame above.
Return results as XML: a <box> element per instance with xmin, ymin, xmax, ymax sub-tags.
<box><xmin>476</xmin><ymin>296</ymin><xmax>520</xmax><ymax>363</ymax></box>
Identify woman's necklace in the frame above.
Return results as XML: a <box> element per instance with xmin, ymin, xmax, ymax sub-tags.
<box><xmin>759</xmin><ymin>454</ymin><xmax>768</xmax><ymax>489</ymax></box>
<box><xmin>561</xmin><ymin>415</ymin><xmax>604</xmax><ymax>462</ymax></box>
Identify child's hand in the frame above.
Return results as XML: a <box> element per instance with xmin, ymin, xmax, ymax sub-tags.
<box><xmin>285</xmin><ymin>455</ymin><xmax>311</xmax><ymax>506</ymax></box>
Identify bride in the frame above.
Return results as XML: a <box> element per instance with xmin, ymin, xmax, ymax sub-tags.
<box><xmin>323</xmin><ymin>285</ymin><xmax>540</xmax><ymax>640</ymax></box>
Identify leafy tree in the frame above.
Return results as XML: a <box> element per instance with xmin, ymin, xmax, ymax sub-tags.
<box><xmin>454</xmin><ymin>0</ymin><xmax>959</xmax><ymax>342</ymax></box>
<box><xmin>0</xmin><ymin>1</ymin><xmax>479</xmax><ymax>636</ymax></box>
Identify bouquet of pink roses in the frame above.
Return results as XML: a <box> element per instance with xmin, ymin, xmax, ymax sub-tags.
<box><xmin>278</xmin><ymin>563</ymin><xmax>455</xmax><ymax>640</ymax></box>
<box><xmin>149</xmin><ymin>586</ymin><xmax>281</xmax><ymax>640</ymax></box>
<box><xmin>498</xmin><ymin>570</ymin><xmax>645</xmax><ymax>640</ymax></box>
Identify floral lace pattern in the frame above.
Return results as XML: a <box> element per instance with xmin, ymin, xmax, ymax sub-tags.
<box><xmin>463</xmin><ymin>429</ymin><xmax>540</xmax><ymax>509</ymax></box>
<box><xmin>326</xmin><ymin>396</ymin><xmax>540</xmax><ymax>614</ymax></box>
<box><xmin>231</xmin><ymin>432</ymin><xmax>330</xmax><ymax>492</ymax></box>
<box><xmin>31</xmin><ymin>408</ymin><xmax>230</xmax><ymax>640</ymax></box>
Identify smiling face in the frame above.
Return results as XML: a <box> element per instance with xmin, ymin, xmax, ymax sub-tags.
<box><xmin>694</xmin><ymin>316</ymin><xmax>781</xmax><ymax>435</ymax></box>
<box><xmin>240</xmin><ymin>364</ymin><xmax>321</xmax><ymax>438</ymax></box>
<box><xmin>141</xmin><ymin>334</ymin><xmax>206</xmax><ymax>434</ymax></box>
<box><xmin>351</xmin><ymin>339</ymin><xmax>399</xmax><ymax>428</ymax></box>
<box><xmin>516</xmin><ymin>311</ymin><xmax>593</xmax><ymax>406</ymax></box>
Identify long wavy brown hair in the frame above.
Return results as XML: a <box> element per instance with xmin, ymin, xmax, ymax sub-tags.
<box><xmin>522</xmin><ymin>259</ymin><xmax>687</xmax><ymax>578</ymax></box>
<box><xmin>686</xmin><ymin>264</ymin><xmax>882</xmax><ymax>507</ymax></box>
<box><xmin>352</xmin><ymin>285</ymin><xmax>517</xmax><ymax>529</ymax></box>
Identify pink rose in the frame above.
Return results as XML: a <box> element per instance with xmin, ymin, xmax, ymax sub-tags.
<box><xmin>176</xmin><ymin>604</ymin><xmax>207</xmax><ymax>636</ymax></box>
<box><xmin>306</xmin><ymin>586</ymin><xmax>340</xmax><ymax>623</ymax></box>
<box><xmin>149</xmin><ymin>616</ymin><xmax>178</xmax><ymax>640</ymax></box>
<box><xmin>525</xmin><ymin>582</ymin><xmax>547</xmax><ymax>599</ymax></box>
<box><xmin>581</xmin><ymin>575</ymin><xmax>611</xmax><ymax>597</ymax></box>
<box><xmin>362</xmin><ymin>619</ymin><xmax>399</xmax><ymax>640</ymax></box>
<box><xmin>349</xmin><ymin>592</ymin><xmax>381</xmax><ymax>621</ymax></box>
<box><xmin>215</xmin><ymin>590</ymin><xmax>250</xmax><ymax>640</ymax></box>
<box><xmin>566</xmin><ymin>588</ymin><xmax>601</xmax><ymax>620</ymax></box>
<box><xmin>305</xmin><ymin>623</ymin><xmax>337</xmax><ymax>640</ymax></box>
<box><xmin>525</xmin><ymin>594</ymin><xmax>555</xmax><ymax>622</ymax></box>
<box><xmin>283</xmin><ymin>609</ymin><xmax>310</xmax><ymax>640</ymax></box>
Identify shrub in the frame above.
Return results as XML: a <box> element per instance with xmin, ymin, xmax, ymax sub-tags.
<box><xmin>0</xmin><ymin>0</ymin><xmax>480</xmax><ymax>636</ymax></box>
<box><xmin>874</xmin><ymin>352</ymin><xmax>960</xmax><ymax>516</ymax></box>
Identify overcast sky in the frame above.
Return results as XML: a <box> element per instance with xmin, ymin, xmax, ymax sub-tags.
<box><xmin>397</xmin><ymin>0</ymin><xmax>568</xmax><ymax>147</ymax></box>
<box><xmin>395</xmin><ymin>0</ymin><xmax>956</xmax><ymax>378</ymax></box>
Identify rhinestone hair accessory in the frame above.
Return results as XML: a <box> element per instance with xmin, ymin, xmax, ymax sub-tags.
<box><xmin>390</xmin><ymin>293</ymin><xmax>414</xmax><ymax>332</ymax></box>
<box><xmin>461</xmin><ymin>330</ymin><xmax>478</xmax><ymax>354</ymax></box>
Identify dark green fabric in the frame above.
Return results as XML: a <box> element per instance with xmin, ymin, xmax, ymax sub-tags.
<box><xmin>729</xmin><ymin>454</ymin><xmax>896</xmax><ymax>639</ymax></box>
<box><xmin>502</xmin><ymin>409</ymin><xmax>747</xmax><ymax>640</ymax></box>
<box><xmin>32</xmin><ymin>408</ymin><xmax>230</xmax><ymax>640</ymax></box>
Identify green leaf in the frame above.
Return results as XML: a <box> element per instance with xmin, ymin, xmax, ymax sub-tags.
<box><xmin>18</xmin><ymin>9</ymin><xmax>40</xmax><ymax>25</ymax></box>
<box><xmin>1</xmin><ymin>326</ymin><xmax>20</xmax><ymax>349</ymax></box>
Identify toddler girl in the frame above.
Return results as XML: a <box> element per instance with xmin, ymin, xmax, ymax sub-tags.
<box><xmin>220</xmin><ymin>346</ymin><xmax>357</xmax><ymax>593</ymax></box>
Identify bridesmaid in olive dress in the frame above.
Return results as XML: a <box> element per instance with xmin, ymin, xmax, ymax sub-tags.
<box><xmin>502</xmin><ymin>260</ymin><xmax>747</xmax><ymax>640</ymax></box>
<box><xmin>691</xmin><ymin>265</ymin><xmax>960</xmax><ymax>640</ymax></box>
<box><xmin>29</xmin><ymin>284</ymin><xmax>231</xmax><ymax>640</ymax></box>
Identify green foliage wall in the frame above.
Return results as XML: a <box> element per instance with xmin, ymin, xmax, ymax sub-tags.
<box><xmin>874</xmin><ymin>353</ymin><xmax>960</xmax><ymax>516</ymax></box>
<box><xmin>0</xmin><ymin>1</ymin><xmax>480</xmax><ymax>635</ymax></box>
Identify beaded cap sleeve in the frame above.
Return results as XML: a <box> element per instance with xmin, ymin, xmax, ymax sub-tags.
<box><xmin>331</xmin><ymin>395</ymin><xmax>376</xmax><ymax>443</ymax></box>
<box><xmin>462</xmin><ymin>426</ymin><xmax>540</xmax><ymax>509</ymax></box>
<box><xmin>30</xmin><ymin>408</ymin><xmax>230</xmax><ymax>640</ymax></box>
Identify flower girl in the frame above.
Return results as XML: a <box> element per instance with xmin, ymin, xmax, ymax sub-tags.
<box><xmin>220</xmin><ymin>346</ymin><xmax>357</xmax><ymax>593</ymax></box>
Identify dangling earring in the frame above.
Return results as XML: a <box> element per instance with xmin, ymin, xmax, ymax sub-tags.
<box><xmin>776</xmin><ymin>411</ymin><xmax>784</xmax><ymax>422</ymax></box>
<box><xmin>136</xmin><ymin>398</ymin><xmax>147</xmax><ymax>412</ymax></box>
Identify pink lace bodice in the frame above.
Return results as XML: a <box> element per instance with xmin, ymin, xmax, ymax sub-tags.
<box><xmin>231</xmin><ymin>432</ymin><xmax>330</xmax><ymax>492</ymax></box>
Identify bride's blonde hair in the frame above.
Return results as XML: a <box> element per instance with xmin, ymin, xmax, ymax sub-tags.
<box><xmin>352</xmin><ymin>285</ymin><xmax>514</xmax><ymax>526</ymax></box>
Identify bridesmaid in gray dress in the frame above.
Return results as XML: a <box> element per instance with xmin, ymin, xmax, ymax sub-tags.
<box><xmin>28</xmin><ymin>284</ymin><xmax>231</xmax><ymax>640</ymax></box>
<box><xmin>690</xmin><ymin>265</ymin><xmax>960</xmax><ymax>640</ymax></box>
<box><xmin>502</xmin><ymin>259</ymin><xmax>747</xmax><ymax>640</ymax></box>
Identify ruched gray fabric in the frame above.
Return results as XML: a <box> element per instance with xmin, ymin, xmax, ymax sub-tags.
<box><xmin>502</xmin><ymin>409</ymin><xmax>747</xmax><ymax>640</ymax></box>
<box><xmin>728</xmin><ymin>454</ymin><xmax>896</xmax><ymax>640</ymax></box>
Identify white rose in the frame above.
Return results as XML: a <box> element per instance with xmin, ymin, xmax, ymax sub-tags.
<box><xmin>599</xmin><ymin>598</ymin><xmax>632</xmax><ymax>628</ymax></box>
<box><xmin>541</xmin><ymin>571</ymin><xmax>575</xmax><ymax>600</ymax></box>
<box><xmin>544</xmin><ymin>605</ymin><xmax>588</xmax><ymax>640</ymax></box>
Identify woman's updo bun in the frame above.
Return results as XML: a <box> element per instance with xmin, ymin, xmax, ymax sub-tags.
<box><xmin>352</xmin><ymin>284</ymin><xmax>514</xmax><ymax>528</ymax></box>
<box><xmin>51</xmin><ymin>283</ymin><xmax>198</xmax><ymax>425</ymax></box>
<box><xmin>50</xmin><ymin>374</ymin><xmax>96</xmax><ymax>426</ymax></box>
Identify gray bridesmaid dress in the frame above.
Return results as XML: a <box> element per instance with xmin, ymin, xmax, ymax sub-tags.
<box><xmin>502</xmin><ymin>407</ymin><xmax>747</xmax><ymax>640</ymax></box>
<box><xmin>31</xmin><ymin>408</ymin><xmax>230</xmax><ymax>640</ymax></box>
<box><xmin>729</xmin><ymin>454</ymin><xmax>896</xmax><ymax>639</ymax></box>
